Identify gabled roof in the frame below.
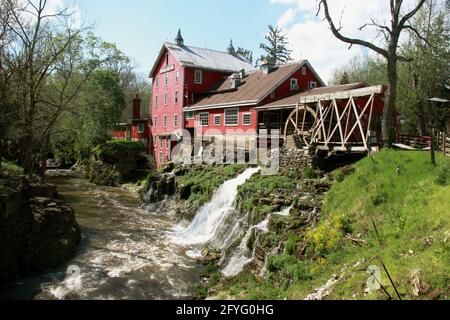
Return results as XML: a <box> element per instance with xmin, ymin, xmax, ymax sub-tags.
<box><xmin>258</xmin><ymin>83</ymin><xmax>369</xmax><ymax>109</ymax></box>
<box><xmin>185</xmin><ymin>61</ymin><xmax>326</xmax><ymax>111</ymax></box>
<box><xmin>150</xmin><ymin>42</ymin><xmax>255</xmax><ymax>78</ymax></box>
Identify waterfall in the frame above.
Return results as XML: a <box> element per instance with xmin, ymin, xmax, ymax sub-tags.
<box><xmin>171</xmin><ymin>167</ymin><xmax>260</xmax><ymax>246</ymax></box>
<box><xmin>222</xmin><ymin>205</ymin><xmax>293</xmax><ymax>278</ymax></box>
<box><xmin>222</xmin><ymin>217</ymin><xmax>270</xmax><ymax>277</ymax></box>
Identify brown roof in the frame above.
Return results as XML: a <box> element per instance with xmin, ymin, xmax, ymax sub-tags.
<box><xmin>259</xmin><ymin>83</ymin><xmax>368</xmax><ymax>109</ymax></box>
<box><xmin>187</xmin><ymin>61</ymin><xmax>312</xmax><ymax>110</ymax></box>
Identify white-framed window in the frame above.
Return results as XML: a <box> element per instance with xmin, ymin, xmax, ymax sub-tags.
<box><xmin>194</xmin><ymin>69</ymin><xmax>202</xmax><ymax>84</ymax></box>
<box><xmin>199</xmin><ymin>112</ymin><xmax>209</xmax><ymax>126</ymax></box>
<box><xmin>225</xmin><ymin>108</ymin><xmax>239</xmax><ymax>126</ymax></box>
<box><xmin>302</xmin><ymin>66</ymin><xmax>307</xmax><ymax>76</ymax></box>
<box><xmin>154</xmin><ymin>116</ymin><xmax>158</xmax><ymax>128</ymax></box>
<box><xmin>186</xmin><ymin>111</ymin><xmax>195</xmax><ymax>120</ymax></box>
<box><xmin>164</xmin><ymin>93</ymin><xmax>168</xmax><ymax>105</ymax></box>
<box><xmin>163</xmin><ymin>114</ymin><xmax>168</xmax><ymax>128</ymax></box>
<box><xmin>309</xmin><ymin>81</ymin><xmax>317</xmax><ymax>89</ymax></box>
<box><xmin>153</xmin><ymin>135</ymin><xmax>157</xmax><ymax>146</ymax></box>
<box><xmin>166</xmin><ymin>137</ymin><xmax>170</xmax><ymax>149</ymax></box>
<box><xmin>155</xmin><ymin>77</ymin><xmax>159</xmax><ymax>88</ymax></box>
<box><xmin>164</xmin><ymin>74</ymin><xmax>169</xmax><ymax>85</ymax></box>
<box><xmin>290</xmin><ymin>78</ymin><xmax>299</xmax><ymax>91</ymax></box>
<box><xmin>159</xmin><ymin>151</ymin><xmax>163</xmax><ymax>163</ymax></box>
<box><xmin>137</xmin><ymin>124</ymin><xmax>145</xmax><ymax>134</ymax></box>
<box><xmin>155</xmin><ymin>95</ymin><xmax>158</xmax><ymax>107</ymax></box>
<box><xmin>176</xmin><ymin>70</ymin><xmax>179</xmax><ymax>83</ymax></box>
<box><xmin>174</xmin><ymin>91</ymin><xmax>179</xmax><ymax>104</ymax></box>
<box><xmin>242</xmin><ymin>113</ymin><xmax>252</xmax><ymax>126</ymax></box>
<box><xmin>214</xmin><ymin>114</ymin><xmax>222</xmax><ymax>126</ymax></box>
<box><xmin>174</xmin><ymin>114</ymin><xmax>178</xmax><ymax>128</ymax></box>
<box><xmin>159</xmin><ymin>137</ymin><xmax>163</xmax><ymax>148</ymax></box>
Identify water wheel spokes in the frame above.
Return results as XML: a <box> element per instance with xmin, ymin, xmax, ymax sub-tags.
<box><xmin>284</xmin><ymin>105</ymin><xmax>317</xmax><ymax>148</ymax></box>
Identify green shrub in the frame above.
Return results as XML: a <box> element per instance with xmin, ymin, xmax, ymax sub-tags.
<box><xmin>334</xmin><ymin>168</ymin><xmax>345</xmax><ymax>182</ymax></box>
<box><xmin>267</xmin><ymin>254</ymin><xmax>312</xmax><ymax>287</ymax></box>
<box><xmin>303</xmin><ymin>167</ymin><xmax>317</xmax><ymax>179</ymax></box>
<box><xmin>435</xmin><ymin>166</ymin><xmax>449</xmax><ymax>186</ymax></box>
<box><xmin>285</xmin><ymin>233</ymin><xmax>301</xmax><ymax>256</ymax></box>
<box><xmin>306</xmin><ymin>213</ymin><xmax>352</xmax><ymax>257</ymax></box>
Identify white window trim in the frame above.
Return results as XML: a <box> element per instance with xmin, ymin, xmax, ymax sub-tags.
<box><xmin>186</xmin><ymin>111</ymin><xmax>195</xmax><ymax>120</ymax></box>
<box><xmin>174</xmin><ymin>91</ymin><xmax>179</xmax><ymax>104</ymax></box>
<box><xmin>198</xmin><ymin>112</ymin><xmax>210</xmax><ymax>127</ymax></box>
<box><xmin>194</xmin><ymin>69</ymin><xmax>202</xmax><ymax>85</ymax></box>
<box><xmin>154</xmin><ymin>116</ymin><xmax>158</xmax><ymax>128</ymax></box>
<box><xmin>309</xmin><ymin>81</ymin><xmax>317</xmax><ymax>89</ymax></box>
<box><xmin>290</xmin><ymin>78</ymin><xmax>299</xmax><ymax>91</ymax></box>
<box><xmin>155</xmin><ymin>95</ymin><xmax>158</xmax><ymax>107</ymax></box>
<box><xmin>174</xmin><ymin>114</ymin><xmax>178</xmax><ymax>128</ymax></box>
<box><xmin>153</xmin><ymin>135</ymin><xmax>157</xmax><ymax>146</ymax></box>
<box><xmin>225</xmin><ymin>108</ymin><xmax>239</xmax><ymax>127</ymax></box>
<box><xmin>214</xmin><ymin>114</ymin><xmax>222</xmax><ymax>126</ymax></box>
<box><xmin>137</xmin><ymin>124</ymin><xmax>145</xmax><ymax>134</ymax></box>
<box><xmin>242</xmin><ymin>113</ymin><xmax>252</xmax><ymax>126</ymax></box>
<box><xmin>164</xmin><ymin>74</ymin><xmax>169</xmax><ymax>86</ymax></box>
<box><xmin>163</xmin><ymin>114</ymin><xmax>168</xmax><ymax>128</ymax></box>
<box><xmin>175</xmin><ymin>70</ymin><xmax>179</xmax><ymax>83</ymax></box>
<box><xmin>164</xmin><ymin>93</ymin><xmax>168</xmax><ymax>106</ymax></box>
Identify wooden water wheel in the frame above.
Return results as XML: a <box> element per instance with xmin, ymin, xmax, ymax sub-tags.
<box><xmin>284</xmin><ymin>104</ymin><xmax>318</xmax><ymax>148</ymax></box>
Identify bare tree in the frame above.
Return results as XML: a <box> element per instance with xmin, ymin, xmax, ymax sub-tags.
<box><xmin>318</xmin><ymin>0</ymin><xmax>428</xmax><ymax>146</ymax></box>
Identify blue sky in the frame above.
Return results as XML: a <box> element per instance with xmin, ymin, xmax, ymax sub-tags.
<box><xmin>77</xmin><ymin>0</ymin><xmax>290</xmax><ymax>78</ymax></box>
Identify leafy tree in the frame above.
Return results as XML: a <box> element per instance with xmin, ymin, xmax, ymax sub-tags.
<box><xmin>339</xmin><ymin>72</ymin><xmax>350</xmax><ymax>85</ymax></box>
<box><xmin>259</xmin><ymin>25</ymin><xmax>293</xmax><ymax>65</ymax></box>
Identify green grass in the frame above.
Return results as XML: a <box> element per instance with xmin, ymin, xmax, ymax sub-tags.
<box><xmin>177</xmin><ymin>164</ymin><xmax>247</xmax><ymax>211</ymax></box>
<box><xmin>237</xmin><ymin>172</ymin><xmax>297</xmax><ymax>224</ymax></box>
<box><xmin>92</xmin><ymin>140</ymin><xmax>147</xmax><ymax>159</ymax></box>
<box><xmin>212</xmin><ymin>150</ymin><xmax>450</xmax><ymax>300</ymax></box>
<box><xmin>0</xmin><ymin>160</ymin><xmax>24</xmax><ymax>194</ymax></box>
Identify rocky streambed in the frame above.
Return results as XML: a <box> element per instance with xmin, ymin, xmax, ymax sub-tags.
<box><xmin>0</xmin><ymin>175</ymin><xmax>81</xmax><ymax>283</ymax></box>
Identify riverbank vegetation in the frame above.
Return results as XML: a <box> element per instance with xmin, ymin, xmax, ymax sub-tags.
<box><xmin>206</xmin><ymin>150</ymin><xmax>449</xmax><ymax>300</ymax></box>
<box><xmin>0</xmin><ymin>0</ymin><xmax>151</xmax><ymax>176</ymax></box>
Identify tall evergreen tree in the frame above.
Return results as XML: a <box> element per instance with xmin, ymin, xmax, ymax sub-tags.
<box><xmin>236</xmin><ymin>47</ymin><xmax>253</xmax><ymax>64</ymax></box>
<box><xmin>259</xmin><ymin>25</ymin><xmax>293</xmax><ymax>65</ymax></box>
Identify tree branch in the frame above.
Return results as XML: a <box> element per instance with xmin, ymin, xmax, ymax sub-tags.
<box><xmin>399</xmin><ymin>0</ymin><xmax>427</xmax><ymax>29</ymax></box>
<box><xmin>318</xmin><ymin>0</ymin><xmax>388</xmax><ymax>58</ymax></box>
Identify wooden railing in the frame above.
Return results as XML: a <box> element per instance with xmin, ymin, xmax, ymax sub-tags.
<box><xmin>398</xmin><ymin>133</ymin><xmax>450</xmax><ymax>156</ymax></box>
<box><xmin>438</xmin><ymin>132</ymin><xmax>450</xmax><ymax>157</ymax></box>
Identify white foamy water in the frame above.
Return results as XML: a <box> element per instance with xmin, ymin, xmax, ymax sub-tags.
<box><xmin>222</xmin><ymin>205</ymin><xmax>293</xmax><ymax>278</ymax></box>
<box><xmin>171</xmin><ymin>167</ymin><xmax>260</xmax><ymax>246</ymax></box>
<box><xmin>222</xmin><ymin>216</ymin><xmax>270</xmax><ymax>277</ymax></box>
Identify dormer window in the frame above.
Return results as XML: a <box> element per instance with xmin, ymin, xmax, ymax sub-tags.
<box><xmin>194</xmin><ymin>70</ymin><xmax>202</xmax><ymax>84</ymax></box>
<box><xmin>309</xmin><ymin>81</ymin><xmax>317</xmax><ymax>90</ymax></box>
<box><xmin>290</xmin><ymin>78</ymin><xmax>299</xmax><ymax>91</ymax></box>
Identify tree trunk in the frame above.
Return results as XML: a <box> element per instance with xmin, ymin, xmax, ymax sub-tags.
<box><xmin>382</xmin><ymin>55</ymin><xmax>398</xmax><ymax>147</ymax></box>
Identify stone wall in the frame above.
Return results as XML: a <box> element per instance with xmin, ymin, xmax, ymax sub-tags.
<box><xmin>0</xmin><ymin>183</ymin><xmax>81</xmax><ymax>282</ymax></box>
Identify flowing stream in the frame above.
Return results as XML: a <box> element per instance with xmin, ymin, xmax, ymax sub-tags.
<box><xmin>0</xmin><ymin>170</ymin><xmax>203</xmax><ymax>300</ymax></box>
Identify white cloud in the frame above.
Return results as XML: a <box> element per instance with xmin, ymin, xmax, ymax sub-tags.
<box><xmin>19</xmin><ymin>0</ymin><xmax>81</xmax><ymax>28</ymax></box>
<box><xmin>271</xmin><ymin>0</ymin><xmax>423</xmax><ymax>83</ymax></box>
<box><xmin>277</xmin><ymin>8</ymin><xmax>297</xmax><ymax>28</ymax></box>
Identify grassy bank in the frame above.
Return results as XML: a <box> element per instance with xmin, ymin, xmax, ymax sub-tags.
<box><xmin>212</xmin><ymin>150</ymin><xmax>449</xmax><ymax>300</ymax></box>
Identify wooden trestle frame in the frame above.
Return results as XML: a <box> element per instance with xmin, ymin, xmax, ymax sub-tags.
<box><xmin>284</xmin><ymin>85</ymin><xmax>385</xmax><ymax>153</ymax></box>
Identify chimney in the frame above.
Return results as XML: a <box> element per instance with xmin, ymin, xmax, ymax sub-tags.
<box><xmin>261</xmin><ymin>59</ymin><xmax>274</xmax><ymax>75</ymax></box>
<box><xmin>175</xmin><ymin>29</ymin><xmax>184</xmax><ymax>46</ymax></box>
<box><xmin>230</xmin><ymin>72</ymin><xmax>241</xmax><ymax>89</ymax></box>
<box><xmin>133</xmin><ymin>94</ymin><xmax>141</xmax><ymax>119</ymax></box>
<box><xmin>239</xmin><ymin>68</ymin><xmax>245</xmax><ymax>79</ymax></box>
